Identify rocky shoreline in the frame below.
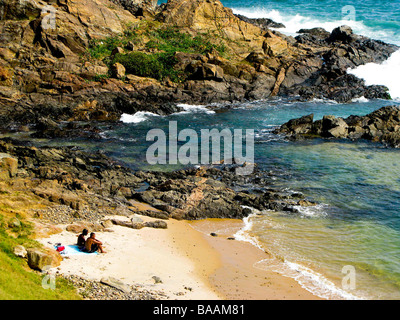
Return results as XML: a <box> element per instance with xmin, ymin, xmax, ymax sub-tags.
<box><xmin>274</xmin><ymin>105</ymin><xmax>400</xmax><ymax>147</ymax></box>
<box><xmin>0</xmin><ymin>0</ymin><xmax>398</xmax><ymax>138</ymax></box>
<box><xmin>1</xmin><ymin>0</ymin><xmax>399</xmax><ymax>300</ymax></box>
<box><xmin>0</xmin><ymin>137</ymin><xmax>315</xmax><ymax>222</ymax></box>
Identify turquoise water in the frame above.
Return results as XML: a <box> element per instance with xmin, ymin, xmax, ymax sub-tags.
<box><xmin>31</xmin><ymin>98</ymin><xmax>400</xmax><ymax>299</ymax></box>
<box><xmin>223</xmin><ymin>0</ymin><xmax>400</xmax><ymax>45</ymax></box>
<box><xmin>158</xmin><ymin>0</ymin><xmax>400</xmax><ymax>45</ymax></box>
<box><xmin>35</xmin><ymin>1</ymin><xmax>400</xmax><ymax>299</ymax></box>
<box><xmin>96</xmin><ymin>97</ymin><xmax>400</xmax><ymax>299</ymax></box>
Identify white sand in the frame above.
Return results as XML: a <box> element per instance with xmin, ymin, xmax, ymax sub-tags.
<box><xmin>38</xmin><ymin>215</ymin><xmax>223</xmax><ymax>300</ymax></box>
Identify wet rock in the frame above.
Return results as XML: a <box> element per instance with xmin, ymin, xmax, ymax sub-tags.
<box><xmin>274</xmin><ymin>105</ymin><xmax>400</xmax><ymax>147</ymax></box>
<box><xmin>235</xmin><ymin>14</ymin><xmax>286</xmax><ymax>29</ymax></box>
<box><xmin>327</xmin><ymin>25</ymin><xmax>355</xmax><ymax>43</ymax></box>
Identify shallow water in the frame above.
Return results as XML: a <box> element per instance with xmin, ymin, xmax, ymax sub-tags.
<box><xmin>28</xmin><ymin>97</ymin><xmax>400</xmax><ymax>299</ymax></box>
<box><xmin>27</xmin><ymin>0</ymin><xmax>400</xmax><ymax>299</ymax></box>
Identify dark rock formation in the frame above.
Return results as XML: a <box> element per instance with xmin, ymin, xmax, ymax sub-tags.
<box><xmin>0</xmin><ymin>0</ymin><xmax>397</xmax><ymax>138</ymax></box>
<box><xmin>274</xmin><ymin>105</ymin><xmax>400</xmax><ymax>147</ymax></box>
<box><xmin>234</xmin><ymin>14</ymin><xmax>286</xmax><ymax>30</ymax></box>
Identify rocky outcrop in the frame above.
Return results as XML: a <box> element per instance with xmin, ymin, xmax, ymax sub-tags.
<box><xmin>27</xmin><ymin>248</ymin><xmax>61</xmax><ymax>271</ymax></box>
<box><xmin>109</xmin><ymin>0</ymin><xmax>158</xmax><ymax>17</ymax></box>
<box><xmin>234</xmin><ymin>14</ymin><xmax>286</xmax><ymax>30</ymax></box>
<box><xmin>274</xmin><ymin>105</ymin><xmax>400</xmax><ymax>147</ymax></box>
<box><xmin>0</xmin><ymin>0</ymin><xmax>397</xmax><ymax>137</ymax></box>
<box><xmin>0</xmin><ymin>152</ymin><xmax>18</xmax><ymax>180</ymax></box>
<box><xmin>284</xmin><ymin>26</ymin><xmax>398</xmax><ymax>101</ymax></box>
<box><xmin>131</xmin><ymin>165</ymin><xmax>316</xmax><ymax>220</ymax></box>
<box><xmin>0</xmin><ymin>134</ymin><xmax>319</xmax><ymax>221</ymax></box>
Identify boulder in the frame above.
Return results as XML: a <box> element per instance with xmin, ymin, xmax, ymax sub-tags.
<box><xmin>327</xmin><ymin>25</ymin><xmax>354</xmax><ymax>43</ymax></box>
<box><xmin>275</xmin><ymin>114</ymin><xmax>314</xmax><ymax>135</ymax></box>
<box><xmin>100</xmin><ymin>277</ymin><xmax>131</xmax><ymax>293</ymax></box>
<box><xmin>111</xmin><ymin>63</ymin><xmax>126</xmax><ymax>79</ymax></box>
<box><xmin>13</xmin><ymin>245</ymin><xmax>27</xmax><ymax>258</ymax></box>
<box><xmin>0</xmin><ymin>153</ymin><xmax>18</xmax><ymax>180</ymax></box>
<box><xmin>275</xmin><ymin>106</ymin><xmax>400</xmax><ymax>147</ymax></box>
<box><xmin>27</xmin><ymin>248</ymin><xmax>61</xmax><ymax>271</ymax></box>
<box><xmin>143</xmin><ymin>220</ymin><xmax>168</xmax><ymax>229</ymax></box>
<box><xmin>321</xmin><ymin>115</ymin><xmax>349</xmax><ymax>138</ymax></box>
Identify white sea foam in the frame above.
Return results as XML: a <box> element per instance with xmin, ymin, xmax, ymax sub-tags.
<box><xmin>294</xmin><ymin>203</ymin><xmax>330</xmax><ymax>218</ymax></box>
<box><xmin>120</xmin><ymin>111</ymin><xmax>160</xmax><ymax>123</ymax></box>
<box><xmin>233</xmin><ymin>207</ymin><xmax>265</xmax><ymax>250</ymax></box>
<box><xmin>234</xmin><ymin>206</ymin><xmax>364</xmax><ymax>300</ymax></box>
<box><xmin>254</xmin><ymin>258</ymin><xmax>364</xmax><ymax>300</ymax></box>
<box><xmin>351</xmin><ymin>96</ymin><xmax>370</xmax><ymax>103</ymax></box>
<box><xmin>176</xmin><ymin>104</ymin><xmax>216</xmax><ymax>114</ymax></box>
<box><xmin>348</xmin><ymin>50</ymin><xmax>400</xmax><ymax>100</ymax></box>
<box><xmin>231</xmin><ymin>7</ymin><xmax>400</xmax><ymax>45</ymax></box>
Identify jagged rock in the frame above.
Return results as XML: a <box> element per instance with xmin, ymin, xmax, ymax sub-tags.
<box><xmin>234</xmin><ymin>14</ymin><xmax>285</xmax><ymax>29</ymax></box>
<box><xmin>0</xmin><ymin>153</ymin><xmax>18</xmax><ymax>180</ymax></box>
<box><xmin>276</xmin><ymin>114</ymin><xmax>314</xmax><ymax>135</ymax></box>
<box><xmin>327</xmin><ymin>25</ymin><xmax>355</xmax><ymax>44</ymax></box>
<box><xmin>111</xmin><ymin>63</ymin><xmax>126</xmax><ymax>79</ymax></box>
<box><xmin>274</xmin><ymin>106</ymin><xmax>400</xmax><ymax>147</ymax></box>
<box><xmin>297</xmin><ymin>28</ymin><xmax>330</xmax><ymax>39</ymax></box>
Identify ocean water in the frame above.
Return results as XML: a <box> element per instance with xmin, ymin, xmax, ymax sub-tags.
<box><xmin>56</xmin><ymin>98</ymin><xmax>400</xmax><ymax>300</ymax></box>
<box><xmin>213</xmin><ymin>0</ymin><xmax>400</xmax><ymax>299</ymax></box>
<box><xmin>27</xmin><ymin>1</ymin><xmax>400</xmax><ymax>299</ymax></box>
<box><xmin>221</xmin><ymin>0</ymin><xmax>400</xmax><ymax>100</ymax></box>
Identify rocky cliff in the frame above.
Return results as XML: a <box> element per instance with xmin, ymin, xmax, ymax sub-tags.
<box><xmin>0</xmin><ymin>0</ymin><xmax>398</xmax><ymax>134</ymax></box>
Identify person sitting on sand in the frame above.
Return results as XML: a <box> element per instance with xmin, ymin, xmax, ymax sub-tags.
<box><xmin>77</xmin><ymin>229</ymin><xmax>88</xmax><ymax>249</ymax></box>
<box><xmin>85</xmin><ymin>232</ymin><xmax>106</xmax><ymax>253</ymax></box>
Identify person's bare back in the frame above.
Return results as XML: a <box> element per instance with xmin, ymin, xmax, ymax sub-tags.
<box><xmin>85</xmin><ymin>232</ymin><xmax>106</xmax><ymax>253</ymax></box>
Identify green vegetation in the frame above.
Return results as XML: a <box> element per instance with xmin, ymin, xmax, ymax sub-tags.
<box><xmin>87</xmin><ymin>25</ymin><xmax>226</xmax><ymax>82</ymax></box>
<box><xmin>111</xmin><ymin>51</ymin><xmax>184</xmax><ymax>82</ymax></box>
<box><xmin>145</xmin><ymin>26</ymin><xmax>226</xmax><ymax>55</ymax></box>
<box><xmin>87</xmin><ymin>29</ymin><xmax>140</xmax><ymax>60</ymax></box>
<box><xmin>0</xmin><ymin>215</ymin><xmax>81</xmax><ymax>300</ymax></box>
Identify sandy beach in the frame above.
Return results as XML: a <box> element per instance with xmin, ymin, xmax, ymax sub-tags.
<box><xmin>38</xmin><ymin>213</ymin><xmax>321</xmax><ymax>300</ymax></box>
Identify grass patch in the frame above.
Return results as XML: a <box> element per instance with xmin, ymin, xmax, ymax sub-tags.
<box><xmin>86</xmin><ymin>24</ymin><xmax>226</xmax><ymax>82</ymax></box>
<box><xmin>0</xmin><ymin>215</ymin><xmax>81</xmax><ymax>300</ymax></box>
<box><xmin>111</xmin><ymin>51</ymin><xmax>184</xmax><ymax>82</ymax></box>
<box><xmin>87</xmin><ymin>29</ymin><xmax>141</xmax><ymax>61</ymax></box>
